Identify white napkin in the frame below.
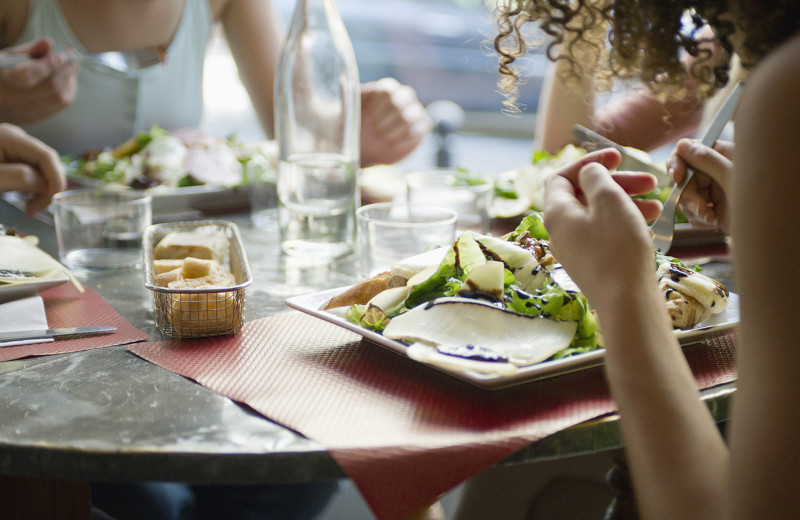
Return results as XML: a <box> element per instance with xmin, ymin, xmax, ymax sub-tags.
<box><xmin>0</xmin><ymin>295</ymin><xmax>53</xmax><ymax>348</ymax></box>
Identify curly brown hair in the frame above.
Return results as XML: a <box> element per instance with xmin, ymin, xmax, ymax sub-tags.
<box><xmin>493</xmin><ymin>0</ymin><xmax>800</xmax><ymax>110</ymax></box>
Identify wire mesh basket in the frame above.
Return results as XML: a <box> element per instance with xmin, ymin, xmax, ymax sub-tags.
<box><xmin>143</xmin><ymin>220</ymin><xmax>252</xmax><ymax>338</ymax></box>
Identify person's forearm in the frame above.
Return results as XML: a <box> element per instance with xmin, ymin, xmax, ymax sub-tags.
<box><xmin>597</xmin><ymin>285</ymin><xmax>728</xmax><ymax>520</ymax></box>
<box><xmin>594</xmin><ymin>90</ymin><xmax>703</xmax><ymax>152</ymax></box>
<box><xmin>535</xmin><ymin>56</ymin><xmax>596</xmax><ymax>154</ymax></box>
<box><xmin>535</xmin><ymin>18</ymin><xmax>608</xmax><ymax>154</ymax></box>
<box><xmin>222</xmin><ymin>0</ymin><xmax>282</xmax><ymax>139</ymax></box>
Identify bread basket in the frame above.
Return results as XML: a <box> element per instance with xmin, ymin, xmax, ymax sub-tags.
<box><xmin>143</xmin><ymin>220</ymin><xmax>252</xmax><ymax>338</ymax></box>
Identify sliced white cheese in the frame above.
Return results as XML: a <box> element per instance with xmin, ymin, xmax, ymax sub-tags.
<box><xmin>546</xmin><ymin>263</ymin><xmax>582</xmax><ymax>294</ymax></box>
<box><xmin>390</xmin><ymin>246</ymin><xmax>448</xmax><ymax>280</ymax></box>
<box><xmin>657</xmin><ymin>263</ymin><xmax>729</xmax><ymax>314</ymax></box>
<box><xmin>457</xmin><ymin>260</ymin><xmax>505</xmax><ymax>300</ymax></box>
<box><xmin>384</xmin><ymin>297</ymin><xmax>577</xmax><ymax>367</ymax></box>
<box><xmin>406</xmin><ymin>342</ymin><xmax>519</xmax><ymax>376</ymax></box>
<box><xmin>0</xmin><ymin>236</ymin><xmax>64</xmax><ymax>278</ymax></box>
<box><xmin>474</xmin><ymin>235</ymin><xmax>546</xmax><ymax>292</ymax></box>
<box><xmin>366</xmin><ymin>285</ymin><xmax>411</xmax><ymax>313</ymax></box>
<box><xmin>406</xmin><ymin>265</ymin><xmax>438</xmax><ymax>287</ymax></box>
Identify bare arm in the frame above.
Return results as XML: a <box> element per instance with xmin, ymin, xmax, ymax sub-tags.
<box><xmin>535</xmin><ymin>56</ymin><xmax>596</xmax><ymax>154</ymax></box>
<box><xmin>534</xmin><ymin>19</ymin><xmax>606</xmax><ymax>155</ymax></box>
<box><xmin>727</xmin><ymin>35</ymin><xmax>800</xmax><ymax>519</ymax></box>
<box><xmin>217</xmin><ymin>0</ymin><xmax>283</xmax><ymax>139</ymax></box>
<box><xmin>536</xmin><ymin>21</ymin><xmax>705</xmax><ymax>154</ymax></box>
<box><xmin>544</xmin><ymin>153</ymin><xmax>728</xmax><ymax>520</ymax></box>
<box><xmin>215</xmin><ymin>1</ymin><xmax>428</xmax><ymax>167</ymax></box>
<box><xmin>594</xmin><ymin>88</ymin><xmax>704</xmax><ymax>151</ymax></box>
<box><xmin>544</xmin><ymin>34</ymin><xmax>800</xmax><ymax>520</ymax></box>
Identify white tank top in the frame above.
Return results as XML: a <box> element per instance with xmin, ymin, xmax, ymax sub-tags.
<box><xmin>15</xmin><ymin>0</ymin><xmax>213</xmax><ymax>155</ymax></box>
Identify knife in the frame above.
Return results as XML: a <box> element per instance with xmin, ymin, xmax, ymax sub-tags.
<box><xmin>573</xmin><ymin>124</ymin><xmax>671</xmax><ymax>185</ymax></box>
<box><xmin>0</xmin><ymin>326</ymin><xmax>116</xmax><ymax>344</ymax></box>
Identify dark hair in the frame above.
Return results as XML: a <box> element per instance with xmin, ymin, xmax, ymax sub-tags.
<box><xmin>493</xmin><ymin>0</ymin><xmax>800</xmax><ymax>110</ymax></box>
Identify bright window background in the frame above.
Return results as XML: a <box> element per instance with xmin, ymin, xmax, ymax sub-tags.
<box><xmin>201</xmin><ymin>0</ymin><xmax>546</xmax><ymax>173</ymax></box>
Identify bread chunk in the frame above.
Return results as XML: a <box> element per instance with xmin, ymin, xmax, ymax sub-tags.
<box><xmin>154</xmin><ymin>228</ymin><xmax>228</xmax><ymax>265</ymax></box>
<box><xmin>181</xmin><ymin>257</ymin><xmax>216</xmax><ymax>279</ymax></box>
<box><xmin>168</xmin><ymin>291</ymin><xmax>237</xmax><ymax>335</ymax></box>
<box><xmin>154</xmin><ymin>267</ymin><xmax>182</xmax><ymax>286</ymax></box>
<box><xmin>152</xmin><ymin>257</ymin><xmax>235</xmax><ymax>289</ymax></box>
<box><xmin>322</xmin><ymin>271</ymin><xmax>405</xmax><ymax>310</ymax></box>
<box><xmin>153</xmin><ymin>259</ymin><xmax>185</xmax><ymax>274</ymax></box>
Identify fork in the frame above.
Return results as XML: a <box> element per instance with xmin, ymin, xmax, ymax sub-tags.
<box><xmin>650</xmin><ymin>81</ymin><xmax>744</xmax><ymax>254</ymax></box>
<box><xmin>0</xmin><ymin>46</ymin><xmax>166</xmax><ymax>72</ymax></box>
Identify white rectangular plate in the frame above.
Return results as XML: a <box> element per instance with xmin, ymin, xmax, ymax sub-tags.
<box><xmin>286</xmin><ymin>289</ymin><xmax>739</xmax><ymax>390</ymax></box>
<box><xmin>0</xmin><ymin>273</ymin><xmax>69</xmax><ymax>303</ymax></box>
<box><xmin>68</xmin><ymin>179</ymin><xmax>253</xmax><ymax>216</ymax></box>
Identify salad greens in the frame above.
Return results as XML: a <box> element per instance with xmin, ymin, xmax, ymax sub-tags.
<box><xmin>63</xmin><ymin>125</ymin><xmax>268</xmax><ymax>190</ymax></box>
<box><xmin>345</xmin><ymin>211</ymin><xmax>602</xmax><ymax>362</ymax></box>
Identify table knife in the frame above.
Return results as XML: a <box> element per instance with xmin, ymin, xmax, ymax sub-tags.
<box><xmin>572</xmin><ymin>125</ymin><xmax>671</xmax><ymax>185</ymax></box>
<box><xmin>0</xmin><ymin>326</ymin><xmax>117</xmax><ymax>344</ymax></box>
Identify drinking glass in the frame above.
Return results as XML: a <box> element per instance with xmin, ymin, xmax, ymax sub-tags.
<box><xmin>52</xmin><ymin>189</ymin><xmax>152</xmax><ymax>271</ymax></box>
<box><xmin>406</xmin><ymin>169</ymin><xmax>493</xmax><ymax>234</ymax></box>
<box><xmin>356</xmin><ymin>202</ymin><xmax>457</xmax><ymax>278</ymax></box>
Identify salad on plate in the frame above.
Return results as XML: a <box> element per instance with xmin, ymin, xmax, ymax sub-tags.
<box><xmin>64</xmin><ymin>126</ymin><xmax>276</xmax><ymax>192</ymax></box>
<box><xmin>320</xmin><ymin>213</ymin><xmax>729</xmax><ymax>376</ymax></box>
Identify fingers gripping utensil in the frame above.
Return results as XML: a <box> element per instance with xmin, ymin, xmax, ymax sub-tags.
<box><xmin>573</xmin><ymin>124</ymin><xmax>671</xmax><ymax>186</ymax></box>
<box><xmin>0</xmin><ymin>47</ymin><xmax>166</xmax><ymax>72</ymax></box>
<box><xmin>650</xmin><ymin>81</ymin><xmax>744</xmax><ymax>254</ymax></box>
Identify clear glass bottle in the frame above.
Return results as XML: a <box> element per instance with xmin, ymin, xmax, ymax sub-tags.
<box><xmin>274</xmin><ymin>0</ymin><xmax>360</xmax><ymax>259</ymax></box>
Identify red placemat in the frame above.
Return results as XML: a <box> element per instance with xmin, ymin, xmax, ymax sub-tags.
<box><xmin>128</xmin><ymin>313</ymin><xmax>737</xmax><ymax>520</ymax></box>
<box><xmin>0</xmin><ymin>282</ymin><xmax>149</xmax><ymax>362</ymax></box>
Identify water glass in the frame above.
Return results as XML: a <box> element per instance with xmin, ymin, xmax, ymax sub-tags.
<box><xmin>406</xmin><ymin>169</ymin><xmax>493</xmax><ymax>234</ymax></box>
<box><xmin>52</xmin><ymin>189</ymin><xmax>152</xmax><ymax>271</ymax></box>
<box><xmin>277</xmin><ymin>154</ymin><xmax>357</xmax><ymax>259</ymax></box>
<box><xmin>248</xmin><ymin>153</ymin><xmax>278</xmax><ymax>229</ymax></box>
<box><xmin>356</xmin><ymin>202</ymin><xmax>457</xmax><ymax>278</ymax></box>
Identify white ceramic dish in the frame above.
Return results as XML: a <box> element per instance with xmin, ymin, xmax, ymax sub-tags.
<box><xmin>286</xmin><ymin>290</ymin><xmax>739</xmax><ymax>389</ymax></box>
<box><xmin>67</xmin><ymin>179</ymin><xmax>253</xmax><ymax>216</ymax></box>
<box><xmin>0</xmin><ymin>273</ymin><xmax>69</xmax><ymax>303</ymax></box>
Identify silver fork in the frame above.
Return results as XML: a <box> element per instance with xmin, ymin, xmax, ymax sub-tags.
<box><xmin>650</xmin><ymin>81</ymin><xmax>744</xmax><ymax>253</ymax></box>
<box><xmin>0</xmin><ymin>47</ymin><xmax>166</xmax><ymax>72</ymax></box>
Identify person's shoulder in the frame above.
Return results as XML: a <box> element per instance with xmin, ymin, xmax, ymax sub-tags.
<box><xmin>736</xmin><ymin>35</ymin><xmax>800</xmax><ymax>141</ymax></box>
<box><xmin>744</xmin><ymin>35</ymin><xmax>800</xmax><ymax>113</ymax></box>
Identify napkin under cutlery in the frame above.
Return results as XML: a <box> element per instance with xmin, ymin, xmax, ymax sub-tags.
<box><xmin>0</xmin><ymin>295</ymin><xmax>53</xmax><ymax>348</ymax></box>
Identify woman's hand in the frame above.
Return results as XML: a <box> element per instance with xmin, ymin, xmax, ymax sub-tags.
<box><xmin>0</xmin><ymin>123</ymin><xmax>66</xmax><ymax>216</ymax></box>
<box><xmin>543</xmin><ymin>148</ymin><xmax>660</xmax><ymax>308</ymax></box>
<box><xmin>359</xmin><ymin>78</ymin><xmax>432</xmax><ymax>168</ymax></box>
<box><xmin>0</xmin><ymin>37</ymin><xmax>78</xmax><ymax>124</ymax></box>
<box><xmin>667</xmin><ymin>138</ymin><xmax>734</xmax><ymax>232</ymax></box>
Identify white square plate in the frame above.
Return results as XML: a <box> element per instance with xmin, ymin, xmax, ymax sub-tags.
<box><xmin>286</xmin><ymin>289</ymin><xmax>739</xmax><ymax>389</ymax></box>
<box><xmin>0</xmin><ymin>274</ymin><xmax>69</xmax><ymax>304</ymax></box>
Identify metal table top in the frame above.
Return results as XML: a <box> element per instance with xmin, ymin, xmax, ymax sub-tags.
<box><xmin>0</xmin><ymin>200</ymin><xmax>736</xmax><ymax>485</ymax></box>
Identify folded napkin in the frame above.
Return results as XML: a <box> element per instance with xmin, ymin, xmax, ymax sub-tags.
<box><xmin>129</xmin><ymin>313</ymin><xmax>738</xmax><ymax>520</ymax></box>
<box><xmin>0</xmin><ymin>295</ymin><xmax>53</xmax><ymax>348</ymax></box>
<box><xmin>0</xmin><ymin>282</ymin><xmax>149</xmax><ymax>363</ymax></box>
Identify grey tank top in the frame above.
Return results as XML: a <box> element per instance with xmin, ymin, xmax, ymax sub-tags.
<box><xmin>15</xmin><ymin>0</ymin><xmax>213</xmax><ymax>155</ymax></box>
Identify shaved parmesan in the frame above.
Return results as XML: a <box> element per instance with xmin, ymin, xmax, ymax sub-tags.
<box><xmin>384</xmin><ymin>297</ymin><xmax>577</xmax><ymax>368</ymax></box>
